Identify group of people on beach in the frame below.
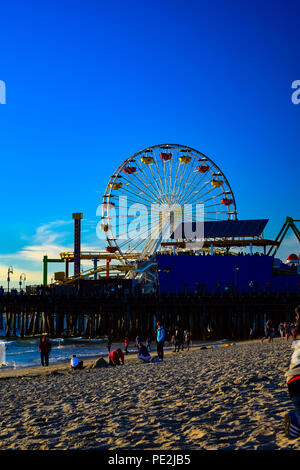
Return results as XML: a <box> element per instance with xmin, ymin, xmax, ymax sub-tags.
<box><xmin>38</xmin><ymin>335</ymin><xmax>83</xmax><ymax>370</ymax></box>
<box><xmin>105</xmin><ymin>323</ymin><xmax>192</xmax><ymax>366</ymax></box>
<box><xmin>102</xmin><ymin>310</ymin><xmax>300</xmax><ymax>442</ymax></box>
<box><xmin>278</xmin><ymin>320</ymin><xmax>299</xmax><ymax>342</ymax></box>
<box><xmin>261</xmin><ymin>314</ymin><xmax>300</xmax><ymax>344</ymax></box>
<box><xmin>35</xmin><ymin>306</ymin><xmax>300</xmax><ymax>441</ymax></box>
<box><xmin>108</xmin><ymin>321</ymin><xmax>166</xmax><ymax>365</ymax></box>
<box><xmin>171</xmin><ymin>329</ymin><xmax>192</xmax><ymax>352</ymax></box>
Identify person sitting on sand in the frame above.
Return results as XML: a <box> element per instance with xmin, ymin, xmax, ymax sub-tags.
<box><xmin>137</xmin><ymin>342</ymin><xmax>151</xmax><ymax>362</ymax></box>
<box><xmin>109</xmin><ymin>348</ymin><xmax>124</xmax><ymax>366</ymax></box>
<box><xmin>70</xmin><ymin>354</ymin><xmax>83</xmax><ymax>370</ymax></box>
<box><xmin>285</xmin><ymin>338</ymin><xmax>300</xmax><ymax>438</ymax></box>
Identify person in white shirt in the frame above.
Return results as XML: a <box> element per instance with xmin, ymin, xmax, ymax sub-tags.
<box><xmin>70</xmin><ymin>354</ymin><xmax>83</xmax><ymax>370</ymax></box>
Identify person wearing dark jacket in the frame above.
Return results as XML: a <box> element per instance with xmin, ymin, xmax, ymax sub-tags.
<box><xmin>137</xmin><ymin>342</ymin><xmax>151</xmax><ymax>362</ymax></box>
<box><xmin>174</xmin><ymin>328</ymin><xmax>184</xmax><ymax>352</ymax></box>
<box><xmin>38</xmin><ymin>335</ymin><xmax>51</xmax><ymax>367</ymax></box>
<box><xmin>107</xmin><ymin>336</ymin><xmax>112</xmax><ymax>353</ymax></box>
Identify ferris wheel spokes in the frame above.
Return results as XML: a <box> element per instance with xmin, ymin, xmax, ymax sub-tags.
<box><xmin>101</xmin><ymin>144</ymin><xmax>237</xmax><ymax>261</ymax></box>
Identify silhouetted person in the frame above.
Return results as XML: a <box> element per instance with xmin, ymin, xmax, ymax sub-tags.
<box><xmin>156</xmin><ymin>321</ymin><xmax>165</xmax><ymax>360</ymax></box>
<box><xmin>38</xmin><ymin>335</ymin><xmax>51</xmax><ymax>367</ymax></box>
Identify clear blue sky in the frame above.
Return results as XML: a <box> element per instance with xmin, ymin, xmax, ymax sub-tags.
<box><xmin>0</xmin><ymin>0</ymin><xmax>299</xmax><ymax>284</ymax></box>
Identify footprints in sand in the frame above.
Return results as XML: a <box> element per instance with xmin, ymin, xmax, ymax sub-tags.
<box><xmin>0</xmin><ymin>341</ymin><xmax>299</xmax><ymax>450</ymax></box>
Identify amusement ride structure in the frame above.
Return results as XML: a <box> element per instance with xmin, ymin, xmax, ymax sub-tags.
<box><xmin>101</xmin><ymin>143</ymin><xmax>238</xmax><ymax>262</ymax></box>
<box><xmin>42</xmin><ymin>144</ymin><xmax>299</xmax><ymax>291</ymax></box>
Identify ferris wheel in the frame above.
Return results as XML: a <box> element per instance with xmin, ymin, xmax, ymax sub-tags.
<box><xmin>100</xmin><ymin>144</ymin><xmax>237</xmax><ymax>262</ymax></box>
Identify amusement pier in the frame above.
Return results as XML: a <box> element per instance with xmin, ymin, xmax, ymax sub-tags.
<box><xmin>1</xmin><ymin>144</ymin><xmax>299</xmax><ymax>340</ymax></box>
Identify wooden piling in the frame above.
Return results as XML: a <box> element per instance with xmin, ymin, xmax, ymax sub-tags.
<box><xmin>0</xmin><ymin>292</ymin><xmax>298</xmax><ymax>341</ymax></box>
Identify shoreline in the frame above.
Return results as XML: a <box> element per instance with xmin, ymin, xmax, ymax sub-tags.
<box><xmin>0</xmin><ymin>337</ymin><xmax>282</xmax><ymax>380</ymax></box>
<box><xmin>0</xmin><ymin>336</ymin><xmax>235</xmax><ymax>375</ymax></box>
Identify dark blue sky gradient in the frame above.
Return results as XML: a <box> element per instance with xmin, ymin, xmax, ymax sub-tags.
<box><xmin>0</xmin><ymin>0</ymin><xmax>299</xmax><ymax>278</ymax></box>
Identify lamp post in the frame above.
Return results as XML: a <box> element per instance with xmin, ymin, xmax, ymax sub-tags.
<box><xmin>7</xmin><ymin>266</ymin><xmax>13</xmax><ymax>293</ymax></box>
<box><xmin>19</xmin><ymin>273</ymin><xmax>26</xmax><ymax>292</ymax></box>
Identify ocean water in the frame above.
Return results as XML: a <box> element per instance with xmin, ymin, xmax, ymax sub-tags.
<box><xmin>0</xmin><ymin>337</ymin><xmax>178</xmax><ymax>369</ymax></box>
<box><xmin>0</xmin><ymin>337</ymin><xmax>127</xmax><ymax>369</ymax></box>
<box><xmin>0</xmin><ymin>336</ymin><xmax>230</xmax><ymax>370</ymax></box>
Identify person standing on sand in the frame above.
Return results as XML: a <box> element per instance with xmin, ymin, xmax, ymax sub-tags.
<box><xmin>261</xmin><ymin>319</ymin><xmax>273</xmax><ymax>343</ymax></box>
<box><xmin>38</xmin><ymin>335</ymin><xmax>51</xmax><ymax>367</ymax></box>
<box><xmin>156</xmin><ymin>321</ymin><xmax>165</xmax><ymax>361</ymax></box>
<box><xmin>174</xmin><ymin>328</ymin><xmax>183</xmax><ymax>352</ymax></box>
<box><xmin>185</xmin><ymin>330</ymin><xmax>192</xmax><ymax>350</ymax></box>
<box><xmin>278</xmin><ymin>322</ymin><xmax>285</xmax><ymax>339</ymax></box>
<box><xmin>285</xmin><ymin>322</ymin><xmax>292</xmax><ymax>342</ymax></box>
<box><xmin>291</xmin><ymin>323</ymin><xmax>295</xmax><ymax>340</ymax></box>
<box><xmin>124</xmin><ymin>336</ymin><xmax>129</xmax><ymax>355</ymax></box>
<box><xmin>293</xmin><ymin>307</ymin><xmax>300</xmax><ymax>341</ymax></box>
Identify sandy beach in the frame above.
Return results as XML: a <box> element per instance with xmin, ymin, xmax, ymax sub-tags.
<box><xmin>0</xmin><ymin>338</ymin><xmax>299</xmax><ymax>450</ymax></box>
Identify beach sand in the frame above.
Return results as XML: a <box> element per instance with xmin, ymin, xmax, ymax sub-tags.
<box><xmin>0</xmin><ymin>338</ymin><xmax>299</xmax><ymax>450</ymax></box>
